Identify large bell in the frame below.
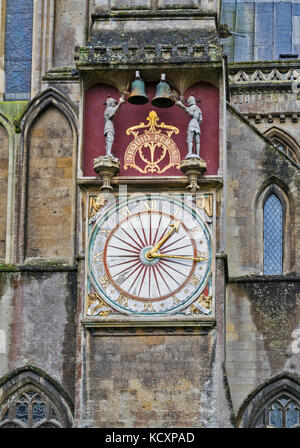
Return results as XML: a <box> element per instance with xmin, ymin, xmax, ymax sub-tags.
<box><xmin>151</xmin><ymin>74</ymin><xmax>175</xmax><ymax>108</ymax></box>
<box><xmin>128</xmin><ymin>71</ymin><xmax>149</xmax><ymax>105</ymax></box>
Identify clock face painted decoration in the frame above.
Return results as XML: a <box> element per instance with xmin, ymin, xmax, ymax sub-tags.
<box><xmin>86</xmin><ymin>193</ymin><xmax>214</xmax><ymax>321</ymax></box>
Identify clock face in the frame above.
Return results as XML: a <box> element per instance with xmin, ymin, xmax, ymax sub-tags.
<box><xmin>88</xmin><ymin>194</ymin><xmax>212</xmax><ymax>316</ymax></box>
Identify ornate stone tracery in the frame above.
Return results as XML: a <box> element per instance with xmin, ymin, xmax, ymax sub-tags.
<box><xmin>264</xmin><ymin>127</ymin><xmax>300</xmax><ymax>165</ymax></box>
<box><xmin>0</xmin><ymin>368</ymin><xmax>73</xmax><ymax>428</ymax></box>
<box><xmin>0</xmin><ymin>387</ymin><xmax>63</xmax><ymax>428</ymax></box>
<box><xmin>238</xmin><ymin>375</ymin><xmax>300</xmax><ymax>428</ymax></box>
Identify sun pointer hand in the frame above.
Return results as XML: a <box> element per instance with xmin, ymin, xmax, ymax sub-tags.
<box><xmin>146</xmin><ymin>220</ymin><xmax>181</xmax><ymax>259</ymax></box>
<box><xmin>150</xmin><ymin>253</ymin><xmax>208</xmax><ymax>262</ymax></box>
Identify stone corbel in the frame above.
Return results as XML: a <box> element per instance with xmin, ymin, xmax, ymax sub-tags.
<box><xmin>180</xmin><ymin>157</ymin><xmax>207</xmax><ymax>192</ymax></box>
<box><xmin>94</xmin><ymin>155</ymin><xmax>120</xmax><ymax>191</ymax></box>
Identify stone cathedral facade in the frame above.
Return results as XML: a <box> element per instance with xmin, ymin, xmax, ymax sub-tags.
<box><xmin>0</xmin><ymin>0</ymin><xmax>299</xmax><ymax>429</ymax></box>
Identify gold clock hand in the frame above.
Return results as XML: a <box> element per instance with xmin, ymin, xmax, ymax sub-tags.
<box><xmin>147</xmin><ymin>220</ymin><xmax>181</xmax><ymax>257</ymax></box>
<box><xmin>151</xmin><ymin>253</ymin><xmax>208</xmax><ymax>262</ymax></box>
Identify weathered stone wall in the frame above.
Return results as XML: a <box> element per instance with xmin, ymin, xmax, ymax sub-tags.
<box><xmin>0</xmin><ymin>125</ymin><xmax>8</xmax><ymax>259</ymax></box>
<box><xmin>95</xmin><ymin>0</ymin><xmax>219</xmax><ymax>12</ymax></box>
<box><xmin>83</xmin><ymin>332</ymin><xmax>215</xmax><ymax>427</ymax></box>
<box><xmin>53</xmin><ymin>0</ymin><xmax>89</xmax><ymax>68</ymax></box>
<box><xmin>226</xmin><ymin>280</ymin><xmax>300</xmax><ymax>415</ymax></box>
<box><xmin>0</xmin><ymin>268</ymin><xmax>77</xmax><ymax>401</ymax></box>
<box><xmin>230</xmin><ymin>89</ymin><xmax>300</xmax><ymax>150</ymax></box>
<box><xmin>226</xmin><ymin>106</ymin><xmax>300</xmax><ymax>276</ymax></box>
<box><xmin>225</xmin><ymin>105</ymin><xmax>300</xmax><ymax>418</ymax></box>
<box><xmin>26</xmin><ymin>106</ymin><xmax>74</xmax><ymax>261</ymax></box>
<box><xmin>231</xmin><ymin>90</ymin><xmax>300</xmax><ymax>116</ymax></box>
<box><xmin>77</xmin><ymin>258</ymin><xmax>232</xmax><ymax>428</ymax></box>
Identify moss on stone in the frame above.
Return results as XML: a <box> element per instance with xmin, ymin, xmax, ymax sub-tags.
<box><xmin>0</xmin><ymin>101</ymin><xmax>29</xmax><ymax>132</ymax></box>
<box><xmin>0</xmin><ymin>262</ymin><xmax>78</xmax><ymax>272</ymax></box>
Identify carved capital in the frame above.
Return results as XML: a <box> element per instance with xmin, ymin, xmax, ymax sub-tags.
<box><xmin>94</xmin><ymin>155</ymin><xmax>120</xmax><ymax>191</ymax></box>
<box><xmin>180</xmin><ymin>157</ymin><xmax>207</xmax><ymax>192</ymax></box>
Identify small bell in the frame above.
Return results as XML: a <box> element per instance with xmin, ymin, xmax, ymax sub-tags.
<box><xmin>128</xmin><ymin>71</ymin><xmax>149</xmax><ymax>105</ymax></box>
<box><xmin>151</xmin><ymin>74</ymin><xmax>175</xmax><ymax>108</ymax></box>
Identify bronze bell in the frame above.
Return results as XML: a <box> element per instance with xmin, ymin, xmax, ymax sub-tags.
<box><xmin>151</xmin><ymin>74</ymin><xmax>175</xmax><ymax>108</ymax></box>
<box><xmin>128</xmin><ymin>71</ymin><xmax>149</xmax><ymax>105</ymax></box>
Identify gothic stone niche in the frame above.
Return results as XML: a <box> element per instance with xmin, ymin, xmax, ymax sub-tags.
<box><xmin>84</xmin><ymin>192</ymin><xmax>215</xmax><ymax>326</ymax></box>
<box><xmin>83</xmin><ymin>82</ymin><xmax>219</xmax><ymax>177</ymax></box>
<box><xmin>26</xmin><ymin>106</ymin><xmax>73</xmax><ymax>259</ymax></box>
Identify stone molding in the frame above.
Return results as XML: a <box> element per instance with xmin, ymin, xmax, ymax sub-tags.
<box><xmin>0</xmin><ymin>0</ymin><xmax>6</xmax><ymax>101</ymax></box>
<box><xmin>228</xmin><ymin>62</ymin><xmax>300</xmax><ymax>91</ymax></box>
<box><xmin>31</xmin><ymin>0</ymin><xmax>55</xmax><ymax>97</ymax></box>
<box><xmin>76</xmin><ymin>43</ymin><xmax>221</xmax><ymax>67</ymax></box>
<box><xmin>244</xmin><ymin>112</ymin><xmax>299</xmax><ymax>125</ymax></box>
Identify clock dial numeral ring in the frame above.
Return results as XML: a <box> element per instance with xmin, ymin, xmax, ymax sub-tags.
<box><xmin>88</xmin><ymin>195</ymin><xmax>212</xmax><ymax>315</ymax></box>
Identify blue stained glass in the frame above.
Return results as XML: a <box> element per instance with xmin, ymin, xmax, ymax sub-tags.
<box><xmin>15</xmin><ymin>397</ymin><xmax>29</xmax><ymax>422</ymax></box>
<box><xmin>269</xmin><ymin>402</ymin><xmax>283</xmax><ymax>427</ymax></box>
<box><xmin>263</xmin><ymin>194</ymin><xmax>283</xmax><ymax>275</ymax></box>
<box><xmin>1</xmin><ymin>409</ymin><xmax>9</xmax><ymax>421</ymax></box>
<box><xmin>27</xmin><ymin>391</ymin><xmax>35</xmax><ymax>398</ymax></box>
<box><xmin>4</xmin><ymin>0</ymin><xmax>33</xmax><ymax>98</ymax></box>
<box><xmin>286</xmin><ymin>401</ymin><xmax>300</xmax><ymax>428</ymax></box>
<box><xmin>33</xmin><ymin>402</ymin><xmax>46</xmax><ymax>423</ymax></box>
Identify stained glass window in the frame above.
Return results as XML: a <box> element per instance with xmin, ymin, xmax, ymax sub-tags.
<box><xmin>263</xmin><ymin>194</ymin><xmax>283</xmax><ymax>275</ymax></box>
<box><xmin>4</xmin><ymin>0</ymin><xmax>33</xmax><ymax>100</ymax></box>
<box><xmin>15</xmin><ymin>396</ymin><xmax>29</xmax><ymax>422</ymax></box>
<box><xmin>0</xmin><ymin>388</ymin><xmax>62</xmax><ymax>428</ymax></box>
<box><xmin>32</xmin><ymin>401</ymin><xmax>46</xmax><ymax>423</ymax></box>
<box><xmin>253</xmin><ymin>394</ymin><xmax>300</xmax><ymax>428</ymax></box>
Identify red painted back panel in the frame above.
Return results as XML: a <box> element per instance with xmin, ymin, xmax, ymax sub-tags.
<box><xmin>83</xmin><ymin>81</ymin><xmax>219</xmax><ymax>176</ymax></box>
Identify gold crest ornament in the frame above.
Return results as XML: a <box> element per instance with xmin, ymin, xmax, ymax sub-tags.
<box><xmin>124</xmin><ymin>111</ymin><xmax>181</xmax><ymax>174</ymax></box>
<box><xmin>89</xmin><ymin>194</ymin><xmax>107</xmax><ymax>218</ymax></box>
<box><xmin>87</xmin><ymin>291</ymin><xmax>111</xmax><ymax>316</ymax></box>
<box><xmin>190</xmin><ymin>294</ymin><xmax>212</xmax><ymax>315</ymax></box>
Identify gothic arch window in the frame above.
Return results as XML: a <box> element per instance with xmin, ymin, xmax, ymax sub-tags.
<box><xmin>0</xmin><ymin>368</ymin><xmax>73</xmax><ymax>428</ymax></box>
<box><xmin>256</xmin><ymin>183</ymin><xmax>292</xmax><ymax>275</ymax></box>
<box><xmin>238</xmin><ymin>376</ymin><xmax>300</xmax><ymax>428</ymax></box>
<box><xmin>253</xmin><ymin>393</ymin><xmax>300</xmax><ymax>428</ymax></box>
<box><xmin>0</xmin><ymin>386</ymin><xmax>63</xmax><ymax>428</ymax></box>
<box><xmin>263</xmin><ymin>193</ymin><xmax>283</xmax><ymax>275</ymax></box>
<box><xmin>264</xmin><ymin>127</ymin><xmax>300</xmax><ymax>165</ymax></box>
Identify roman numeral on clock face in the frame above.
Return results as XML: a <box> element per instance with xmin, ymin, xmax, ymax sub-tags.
<box><xmin>144</xmin><ymin>200</ymin><xmax>158</xmax><ymax>211</ymax></box>
<box><xmin>116</xmin><ymin>294</ymin><xmax>128</xmax><ymax>307</ymax></box>
<box><xmin>99</xmin><ymin>274</ymin><xmax>110</xmax><ymax>290</ymax></box>
<box><xmin>189</xmin><ymin>275</ymin><xmax>201</xmax><ymax>287</ymax></box>
<box><xmin>143</xmin><ymin>302</ymin><xmax>154</xmax><ymax>312</ymax></box>
<box><xmin>94</xmin><ymin>251</ymin><xmax>103</xmax><ymax>262</ymax></box>
<box><xmin>172</xmin><ymin>295</ymin><xmax>180</xmax><ymax>305</ymax></box>
<box><xmin>119</xmin><ymin>206</ymin><xmax>131</xmax><ymax>217</ymax></box>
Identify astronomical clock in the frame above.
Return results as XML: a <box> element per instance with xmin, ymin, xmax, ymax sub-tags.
<box><xmin>86</xmin><ymin>192</ymin><xmax>214</xmax><ymax>323</ymax></box>
<box><xmin>82</xmin><ymin>72</ymin><xmax>220</xmax><ymax>327</ymax></box>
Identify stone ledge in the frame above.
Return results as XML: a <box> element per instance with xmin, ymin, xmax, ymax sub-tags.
<box><xmin>0</xmin><ymin>263</ymin><xmax>78</xmax><ymax>272</ymax></box>
<box><xmin>76</xmin><ymin>44</ymin><xmax>221</xmax><ymax>67</ymax></box>
<box><xmin>42</xmin><ymin>67</ymin><xmax>79</xmax><ymax>83</ymax></box>
<box><xmin>228</xmin><ymin>275</ymin><xmax>300</xmax><ymax>283</ymax></box>
<box><xmin>77</xmin><ymin>175</ymin><xmax>223</xmax><ymax>190</ymax></box>
<box><xmin>92</xmin><ymin>10</ymin><xmax>217</xmax><ymax>19</ymax></box>
<box><xmin>81</xmin><ymin>317</ymin><xmax>216</xmax><ymax>334</ymax></box>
